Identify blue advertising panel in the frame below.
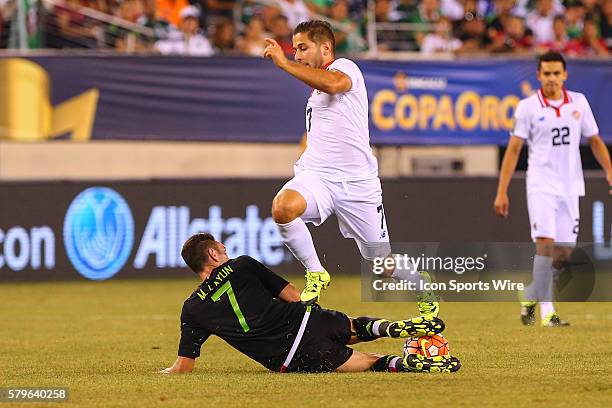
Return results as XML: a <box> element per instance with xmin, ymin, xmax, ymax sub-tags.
<box><xmin>2</xmin><ymin>56</ymin><xmax>609</xmax><ymax>144</ymax></box>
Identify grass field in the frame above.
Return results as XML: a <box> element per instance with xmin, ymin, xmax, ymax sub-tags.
<box><xmin>2</xmin><ymin>276</ymin><xmax>612</xmax><ymax>408</ymax></box>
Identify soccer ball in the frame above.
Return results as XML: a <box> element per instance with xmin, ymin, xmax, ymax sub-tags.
<box><xmin>403</xmin><ymin>334</ymin><xmax>450</xmax><ymax>358</ymax></box>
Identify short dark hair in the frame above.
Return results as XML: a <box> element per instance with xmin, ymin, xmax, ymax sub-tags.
<box><xmin>181</xmin><ymin>233</ymin><xmax>217</xmax><ymax>274</ymax></box>
<box><xmin>294</xmin><ymin>20</ymin><xmax>336</xmax><ymax>51</ymax></box>
<box><xmin>537</xmin><ymin>50</ymin><xmax>566</xmax><ymax>71</ymax></box>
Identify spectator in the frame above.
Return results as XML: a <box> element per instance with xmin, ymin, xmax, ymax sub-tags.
<box><xmin>305</xmin><ymin>0</ymin><xmax>332</xmax><ymax>16</ymax></box>
<box><xmin>407</xmin><ymin>0</ymin><xmax>441</xmax><ymax>47</ymax></box>
<box><xmin>489</xmin><ymin>14</ymin><xmax>533</xmax><ymax>53</ymax></box>
<box><xmin>456</xmin><ymin>11</ymin><xmax>491</xmax><ymax>53</ymax></box>
<box><xmin>600</xmin><ymin>0</ymin><xmax>612</xmax><ymax>48</ymax></box>
<box><xmin>276</xmin><ymin>0</ymin><xmax>311</xmax><ymax>29</ymax></box>
<box><xmin>526</xmin><ymin>0</ymin><xmax>561</xmax><ymax>45</ymax></box>
<box><xmin>515</xmin><ymin>0</ymin><xmax>563</xmax><ymax>18</ymax></box>
<box><xmin>375</xmin><ymin>0</ymin><xmax>411</xmax><ymax>50</ymax></box>
<box><xmin>0</xmin><ymin>0</ymin><xmax>16</xmax><ymax>48</ymax></box>
<box><xmin>539</xmin><ymin>15</ymin><xmax>570</xmax><ymax>53</ymax></box>
<box><xmin>237</xmin><ymin>16</ymin><xmax>268</xmax><ymax>56</ymax></box>
<box><xmin>261</xmin><ymin>5</ymin><xmax>281</xmax><ymax>32</ymax></box>
<box><xmin>154</xmin><ymin>5</ymin><xmax>214</xmax><ymax>55</ymax></box>
<box><xmin>269</xmin><ymin>14</ymin><xmax>294</xmax><ymax>55</ymax></box>
<box><xmin>329</xmin><ymin>0</ymin><xmax>364</xmax><ymax>52</ymax></box>
<box><xmin>156</xmin><ymin>0</ymin><xmax>189</xmax><ymax>27</ymax></box>
<box><xmin>203</xmin><ymin>0</ymin><xmax>235</xmax><ymax>25</ymax></box>
<box><xmin>107</xmin><ymin>0</ymin><xmax>148</xmax><ymax>52</ymax></box>
<box><xmin>212</xmin><ymin>19</ymin><xmax>235</xmax><ymax>53</ymax></box>
<box><xmin>486</xmin><ymin>0</ymin><xmax>516</xmax><ymax>40</ymax></box>
<box><xmin>49</xmin><ymin>0</ymin><xmax>99</xmax><ymax>48</ymax></box>
<box><xmin>138</xmin><ymin>0</ymin><xmax>177</xmax><ymax>42</ymax></box>
<box><xmin>574</xmin><ymin>18</ymin><xmax>609</xmax><ymax>55</ymax></box>
<box><xmin>442</xmin><ymin>0</ymin><xmax>488</xmax><ymax>21</ymax></box>
<box><xmin>420</xmin><ymin>16</ymin><xmax>462</xmax><ymax>54</ymax></box>
<box><xmin>565</xmin><ymin>1</ymin><xmax>586</xmax><ymax>39</ymax></box>
<box><xmin>581</xmin><ymin>0</ymin><xmax>601</xmax><ymax>21</ymax></box>
<box><xmin>390</xmin><ymin>0</ymin><xmax>417</xmax><ymax>22</ymax></box>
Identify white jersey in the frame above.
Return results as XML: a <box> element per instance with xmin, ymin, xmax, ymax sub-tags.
<box><xmin>513</xmin><ymin>88</ymin><xmax>599</xmax><ymax>196</ymax></box>
<box><xmin>295</xmin><ymin>58</ymin><xmax>378</xmax><ymax>181</ymax></box>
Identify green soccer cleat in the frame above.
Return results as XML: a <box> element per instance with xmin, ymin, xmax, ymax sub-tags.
<box><xmin>520</xmin><ymin>301</ymin><xmax>537</xmax><ymax>326</ymax></box>
<box><xmin>386</xmin><ymin>316</ymin><xmax>445</xmax><ymax>338</ymax></box>
<box><xmin>403</xmin><ymin>354</ymin><xmax>461</xmax><ymax>373</ymax></box>
<box><xmin>300</xmin><ymin>269</ymin><xmax>331</xmax><ymax>304</ymax></box>
<box><xmin>417</xmin><ymin>271</ymin><xmax>440</xmax><ymax>318</ymax></box>
<box><xmin>542</xmin><ymin>312</ymin><xmax>570</xmax><ymax>327</ymax></box>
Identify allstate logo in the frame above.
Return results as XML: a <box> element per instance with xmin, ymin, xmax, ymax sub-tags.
<box><xmin>63</xmin><ymin>187</ymin><xmax>134</xmax><ymax>280</ymax></box>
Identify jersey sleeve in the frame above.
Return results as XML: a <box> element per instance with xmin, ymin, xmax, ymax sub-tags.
<box><xmin>177</xmin><ymin>307</ymin><xmax>211</xmax><ymax>359</ymax></box>
<box><xmin>329</xmin><ymin>58</ymin><xmax>361</xmax><ymax>92</ymax></box>
<box><xmin>511</xmin><ymin>99</ymin><xmax>530</xmax><ymax>139</ymax></box>
<box><xmin>240</xmin><ymin>256</ymin><xmax>290</xmax><ymax>297</ymax></box>
<box><xmin>579</xmin><ymin>94</ymin><xmax>599</xmax><ymax>138</ymax></box>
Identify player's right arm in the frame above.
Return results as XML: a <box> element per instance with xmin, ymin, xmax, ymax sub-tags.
<box><xmin>160</xmin><ymin>356</ymin><xmax>195</xmax><ymax>374</ymax></box>
<box><xmin>494</xmin><ymin>136</ymin><xmax>524</xmax><ymax>218</ymax></box>
<box><xmin>494</xmin><ymin>100</ymin><xmax>530</xmax><ymax>218</ymax></box>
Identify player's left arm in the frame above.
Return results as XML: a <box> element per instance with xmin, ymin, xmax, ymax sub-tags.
<box><xmin>244</xmin><ymin>256</ymin><xmax>301</xmax><ymax>302</ymax></box>
<box><xmin>581</xmin><ymin>95</ymin><xmax>612</xmax><ymax>190</ymax></box>
<box><xmin>263</xmin><ymin>38</ymin><xmax>351</xmax><ymax>95</ymax></box>
<box><xmin>587</xmin><ymin>135</ymin><xmax>612</xmax><ymax>190</ymax></box>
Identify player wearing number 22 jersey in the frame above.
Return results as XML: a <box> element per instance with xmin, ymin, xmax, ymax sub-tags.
<box><xmin>494</xmin><ymin>51</ymin><xmax>612</xmax><ymax>327</ymax></box>
<box><xmin>263</xmin><ymin>20</ymin><xmax>438</xmax><ymax>317</ymax></box>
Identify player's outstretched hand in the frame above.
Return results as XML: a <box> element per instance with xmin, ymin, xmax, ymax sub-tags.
<box><xmin>263</xmin><ymin>38</ymin><xmax>289</xmax><ymax>69</ymax></box>
<box><xmin>493</xmin><ymin>193</ymin><xmax>509</xmax><ymax>218</ymax></box>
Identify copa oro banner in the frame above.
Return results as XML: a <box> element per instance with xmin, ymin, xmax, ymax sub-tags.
<box><xmin>361</xmin><ymin>58</ymin><xmax>611</xmax><ymax>144</ymax></box>
<box><xmin>0</xmin><ymin>56</ymin><xmax>609</xmax><ymax>144</ymax></box>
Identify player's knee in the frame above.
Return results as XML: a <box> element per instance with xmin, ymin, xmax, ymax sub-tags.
<box><xmin>272</xmin><ymin>191</ymin><xmax>306</xmax><ymax>224</ymax></box>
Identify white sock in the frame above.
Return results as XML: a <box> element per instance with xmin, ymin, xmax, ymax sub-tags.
<box><xmin>276</xmin><ymin>218</ymin><xmax>323</xmax><ymax>272</ymax></box>
<box><xmin>540</xmin><ymin>302</ymin><xmax>555</xmax><ymax>319</ymax></box>
<box><xmin>524</xmin><ymin>255</ymin><xmax>553</xmax><ymax>302</ymax></box>
<box><xmin>391</xmin><ymin>259</ymin><xmax>426</xmax><ymax>294</ymax></box>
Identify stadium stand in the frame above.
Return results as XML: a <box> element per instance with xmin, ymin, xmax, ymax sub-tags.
<box><xmin>0</xmin><ymin>0</ymin><xmax>610</xmax><ymax>55</ymax></box>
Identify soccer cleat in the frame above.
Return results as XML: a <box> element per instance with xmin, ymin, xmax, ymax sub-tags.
<box><xmin>403</xmin><ymin>354</ymin><xmax>461</xmax><ymax>373</ymax></box>
<box><xmin>520</xmin><ymin>301</ymin><xmax>537</xmax><ymax>326</ymax></box>
<box><xmin>417</xmin><ymin>271</ymin><xmax>440</xmax><ymax>318</ymax></box>
<box><xmin>300</xmin><ymin>269</ymin><xmax>331</xmax><ymax>304</ymax></box>
<box><xmin>386</xmin><ymin>316</ymin><xmax>445</xmax><ymax>338</ymax></box>
<box><xmin>542</xmin><ymin>312</ymin><xmax>570</xmax><ymax>327</ymax></box>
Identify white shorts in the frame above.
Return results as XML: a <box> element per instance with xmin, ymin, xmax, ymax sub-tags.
<box><xmin>527</xmin><ymin>192</ymin><xmax>580</xmax><ymax>244</ymax></box>
<box><xmin>280</xmin><ymin>169</ymin><xmax>391</xmax><ymax>260</ymax></box>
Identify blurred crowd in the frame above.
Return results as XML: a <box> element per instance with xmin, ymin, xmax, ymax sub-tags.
<box><xmin>0</xmin><ymin>0</ymin><xmax>610</xmax><ymax>56</ymax></box>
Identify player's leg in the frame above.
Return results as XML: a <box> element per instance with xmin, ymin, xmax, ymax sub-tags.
<box><xmin>333</xmin><ymin>178</ymin><xmax>438</xmax><ymax>317</ymax></box>
<box><xmin>541</xmin><ymin>196</ymin><xmax>579</xmax><ymax>327</ymax></box>
<box><xmin>349</xmin><ymin>315</ymin><xmax>445</xmax><ymax>344</ymax></box>
<box><xmin>335</xmin><ymin>350</ymin><xmax>461</xmax><ymax>373</ymax></box>
<box><xmin>272</xmin><ymin>172</ymin><xmax>333</xmax><ymax>303</ymax></box>
<box><xmin>524</xmin><ymin>192</ymin><xmax>563</xmax><ymax>326</ymax></box>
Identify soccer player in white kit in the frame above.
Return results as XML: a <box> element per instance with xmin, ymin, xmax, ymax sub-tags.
<box><xmin>494</xmin><ymin>51</ymin><xmax>612</xmax><ymax>327</ymax></box>
<box><xmin>263</xmin><ymin>21</ymin><xmax>437</xmax><ymax>316</ymax></box>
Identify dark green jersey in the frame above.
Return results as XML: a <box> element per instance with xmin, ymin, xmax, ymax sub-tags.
<box><xmin>178</xmin><ymin>256</ymin><xmax>306</xmax><ymax>370</ymax></box>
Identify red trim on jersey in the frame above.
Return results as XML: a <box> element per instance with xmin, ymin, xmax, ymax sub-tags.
<box><xmin>322</xmin><ymin>60</ymin><xmax>335</xmax><ymax>70</ymax></box>
<box><xmin>539</xmin><ymin>87</ymin><xmax>569</xmax><ymax>117</ymax></box>
<box><xmin>536</xmin><ymin>90</ymin><xmax>545</xmax><ymax>108</ymax></box>
<box><xmin>309</xmin><ymin>60</ymin><xmax>336</xmax><ymax>95</ymax></box>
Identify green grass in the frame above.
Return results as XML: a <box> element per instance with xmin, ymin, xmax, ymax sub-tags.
<box><xmin>2</xmin><ymin>276</ymin><xmax>612</xmax><ymax>407</ymax></box>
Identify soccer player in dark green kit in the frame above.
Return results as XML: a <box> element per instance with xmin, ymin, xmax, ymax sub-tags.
<box><xmin>160</xmin><ymin>233</ymin><xmax>460</xmax><ymax>374</ymax></box>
